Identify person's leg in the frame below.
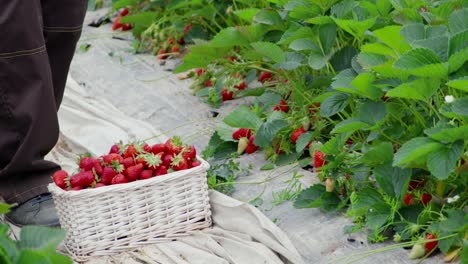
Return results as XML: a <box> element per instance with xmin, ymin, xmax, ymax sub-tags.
<box><xmin>41</xmin><ymin>0</ymin><xmax>87</xmax><ymax>108</ymax></box>
<box><xmin>0</xmin><ymin>0</ymin><xmax>87</xmax><ymax>226</ymax></box>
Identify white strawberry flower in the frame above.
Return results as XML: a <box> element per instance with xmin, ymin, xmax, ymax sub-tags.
<box><xmin>444</xmin><ymin>95</ymin><xmax>455</xmax><ymax>103</ymax></box>
<box><xmin>447</xmin><ymin>195</ymin><xmax>460</xmax><ymax>203</ymax></box>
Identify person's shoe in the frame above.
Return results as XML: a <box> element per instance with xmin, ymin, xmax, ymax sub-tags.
<box><xmin>5</xmin><ymin>193</ymin><xmax>60</xmax><ymax>227</ymax></box>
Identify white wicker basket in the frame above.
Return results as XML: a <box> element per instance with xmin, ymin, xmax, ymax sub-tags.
<box><xmin>48</xmin><ymin>157</ymin><xmax>211</xmax><ymax>261</ymax></box>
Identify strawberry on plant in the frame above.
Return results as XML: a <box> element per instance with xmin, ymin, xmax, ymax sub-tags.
<box><xmin>403</xmin><ymin>193</ymin><xmax>415</xmax><ymax>205</ymax></box>
<box><xmin>221</xmin><ymin>88</ymin><xmax>234</xmax><ymax>101</ymax></box>
<box><xmin>171</xmin><ymin>45</ymin><xmax>180</xmax><ymax>53</ymax></box>
<box><xmin>195</xmin><ymin>68</ymin><xmax>205</xmax><ymax>76</ymax></box>
<box><xmin>313</xmin><ymin>150</ymin><xmax>327</xmax><ymax>170</ymax></box>
<box><xmin>140</xmin><ymin>169</ymin><xmax>154</xmax><ymax>180</ymax></box>
<box><xmin>325</xmin><ymin>178</ymin><xmax>334</xmax><ymax>192</ymax></box>
<box><xmin>111</xmin><ymin>173</ymin><xmax>128</xmax><ymax>185</ymax></box>
<box><xmin>245</xmin><ymin>135</ymin><xmax>259</xmax><ymax>154</ymax></box>
<box><xmin>158</xmin><ymin>48</ymin><xmax>168</xmax><ymax>60</ymax></box>
<box><xmin>420</xmin><ymin>193</ymin><xmax>432</xmax><ymax>206</ymax></box>
<box><xmin>232</xmin><ymin>128</ymin><xmax>252</xmax><ymax>140</ymax></box>
<box><xmin>177</xmin><ymin>37</ymin><xmax>185</xmax><ymax>45</ymax></box>
<box><xmin>112</xmin><ymin>17</ymin><xmax>123</xmax><ymax>31</ymax></box>
<box><xmin>237</xmin><ymin>137</ymin><xmax>249</xmax><ymax>154</ymax></box>
<box><xmin>101</xmin><ymin>167</ymin><xmax>117</xmax><ymax>185</ymax></box>
<box><xmin>424</xmin><ymin>233</ymin><xmax>438</xmax><ymax>253</ymax></box>
<box><xmin>52</xmin><ymin>170</ymin><xmax>69</xmax><ymax>190</ymax></box>
<box><xmin>121</xmin><ymin>23</ymin><xmax>133</xmax><ymax>31</ymax></box>
<box><xmin>409</xmin><ymin>244</ymin><xmax>425</xmax><ymax>259</ymax></box>
<box><xmin>125</xmin><ymin>163</ymin><xmax>144</xmax><ymax>182</ymax></box>
<box><xmin>204</xmin><ymin>79</ymin><xmax>213</xmax><ymax>87</ymax></box>
<box><xmin>171</xmin><ymin>153</ymin><xmax>188</xmax><ymax>171</ymax></box>
<box><xmin>291</xmin><ymin>127</ymin><xmax>306</xmax><ymax>144</ymax></box>
<box><xmin>155</xmin><ymin>165</ymin><xmax>168</xmax><ymax>176</ymax></box>
<box><xmin>259</xmin><ymin>71</ymin><xmax>272</xmax><ymax>83</ymax></box>
<box><xmin>168</xmin><ymin>37</ymin><xmax>175</xmax><ymax>45</ymax></box>
<box><xmin>308</xmin><ymin>103</ymin><xmax>320</xmax><ymax>114</ymax></box>
<box><xmin>120</xmin><ymin>8</ymin><xmax>129</xmax><ymax>17</ymax></box>
<box><xmin>273</xmin><ymin>99</ymin><xmax>289</xmax><ymax>113</ymax></box>
<box><xmin>183</xmin><ymin>24</ymin><xmax>192</xmax><ymax>34</ymax></box>
<box><xmin>234</xmin><ymin>81</ymin><xmax>247</xmax><ymax>90</ymax></box>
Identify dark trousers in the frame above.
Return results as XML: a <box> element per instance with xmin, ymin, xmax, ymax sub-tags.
<box><xmin>0</xmin><ymin>0</ymin><xmax>87</xmax><ymax>203</ymax></box>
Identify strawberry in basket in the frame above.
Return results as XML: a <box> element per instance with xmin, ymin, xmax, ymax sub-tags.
<box><xmin>52</xmin><ymin>137</ymin><xmax>202</xmax><ymax>191</ymax></box>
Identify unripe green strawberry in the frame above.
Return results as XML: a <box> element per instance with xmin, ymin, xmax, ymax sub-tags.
<box><xmin>409</xmin><ymin>244</ymin><xmax>425</xmax><ymax>259</ymax></box>
<box><xmin>237</xmin><ymin>138</ymin><xmax>249</xmax><ymax>154</ymax></box>
<box><xmin>325</xmin><ymin>178</ymin><xmax>335</xmax><ymax>192</ymax></box>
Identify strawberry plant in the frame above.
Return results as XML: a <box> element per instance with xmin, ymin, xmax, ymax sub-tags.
<box><xmin>0</xmin><ymin>204</ymin><xmax>71</xmax><ymax>264</ymax></box>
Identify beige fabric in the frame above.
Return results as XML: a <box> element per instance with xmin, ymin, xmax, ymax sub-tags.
<box><xmin>49</xmin><ymin>77</ymin><xmax>303</xmax><ymax>264</ymax></box>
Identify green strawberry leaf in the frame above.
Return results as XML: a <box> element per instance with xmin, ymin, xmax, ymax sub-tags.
<box><xmin>294</xmin><ymin>184</ymin><xmax>326</xmax><ymax>208</ymax></box>
<box><xmin>359</xmin><ymin>142</ymin><xmax>394</xmax><ymax>166</ymax></box>
<box><xmin>446</xmin><ymin>77</ymin><xmax>468</xmax><ymax>92</ymax></box>
<box><xmin>386</xmin><ymin>78</ymin><xmax>440</xmax><ymax>101</ymax></box>
<box><xmin>393</xmin><ymin>137</ymin><xmax>444</xmax><ymax>168</ymax></box>
<box><xmin>320</xmin><ymin>93</ymin><xmax>349</xmax><ymax>117</ymax></box>
<box><xmin>251</xmin><ymin>41</ymin><xmax>285</xmax><ymax>63</ymax></box>
<box><xmin>296</xmin><ymin>132</ymin><xmax>313</xmax><ymax>152</ymax></box>
<box><xmin>427</xmin><ymin>140</ymin><xmax>464</xmax><ymax>180</ymax></box>
<box><xmin>374</xmin><ymin>162</ymin><xmax>411</xmax><ymax>199</ymax></box>
<box><xmin>223</xmin><ymin>106</ymin><xmax>263</xmax><ymax>130</ymax></box>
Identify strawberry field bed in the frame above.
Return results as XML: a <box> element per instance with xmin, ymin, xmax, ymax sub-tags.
<box><xmin>69</xmin><ymin>1</ymin><xmax>467</xmax><ymax>263</ymax></box>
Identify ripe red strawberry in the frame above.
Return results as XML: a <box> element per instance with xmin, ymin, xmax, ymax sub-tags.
<box><xmin>183</xmin><ymin>24</ymin><xmax>192</xmax><ymax>34</ymax></box>
<box><xmin>101</xmin><ymin>167</ymin><xmax>117</xmax><ymax>185</ymax></box>
<box><xmin>93</xmin><ymin>159</ymin><xmax>104</xmax><ymax>175</ymax></box>
<box><xmin>151</xmin><ymin>143</ymin><xmax>166</xmax><ymax>154</ymax></box>
<box><xmin>273</xmin><ymin>99</ymin><xmax>289</xmax><ymax>113</ymax></box>
<box><xmin>420</xmin><ymin>193</ymin><xmax>432</xmax><ymax>206</ymax></box>
<box><xmin>124</xmin><ymin>144</ymin><xmax>138</xmax><ymax>158</ymax></box>
<box><xmin>168</xmin><ymin>37</ymin><xmax>175</xmax><ymax>45</ymax></box>
<box><xmin>112</xmin><ymin>17</ymin><xmax>123</xmax><ymax>31</ymax></box>
<box><xmin>52</xmin><ymin>170</ymin><xmax>69</xmax><ymax>190</ymax></box>
<box><xmin>143</xmin><ymin>143</ymin><xmax>152</xmax><ymax>153</ymax></box>
<box><xmin>125</xmin><ymin>163</ymin><xmax>144</xmax><ymax>182</ymax></box>
<box><xmin>158</xmin><ymin>48</ymin><xmax>168</xmax><ymax>60</ymax></box>
<box><xmin>70</xmin><ymin>171</ymin><xmax>95</xmax><ymax>188</ymax></box>
<box><xmin>120</xmin><ymin>8</ymin><xmax>129</xmax><ymax>17</ymax></box>
<box><xmin>291</xmin><ymin>127</ymin><xmax>306</xmax><ymax>144</ymax></box>
<box><xmin>195</xmin><ymin>68</ymin><xmax>205</xmax><ymax>76</ymax></box>
<box><xmin>135</xmin><ymin>156</ymin><xmax>146</xmax><ymax>167</ymax></box>
<box><xmin>94</xmin><ymin>183</ymin><xmax>106</xmax><ymax>188</ymax></box>
<box><xmin>408</xmin><ymin>180</ymin><xmax>423</xmax><ymax>191</ymax></box>
<box><xmin>103</xmin><ymin>153</ymin><xmax>123</xmax><ymax>164</ymax></box>
<box><xmin>144</xmin><ymin>152</ymin><xmax>164</xmax><ymax>169</ymax></box>
<box><xmin>122</xmin><ymin>157</ymin><xmax>135</xmax><ymax>168</ymax></box>
<box><xmin>165</xmin><ymin>137</ymin><xmax>183</xmax><ymax>155</ymax></box>
<box><xmin>245</xmin><ymin>135</ymin><xmax>259</xmax><ymax>154</ymax></box>
<box><xmin>313</xmin><ymin>151</ymin><xmax>327</xmax><ymax>169</ymax></box>
<box><xmin>163</xmin><ymin>154</ymin><xmax>173</xmax><ymax>168</ymax></box>
<box><xmin>424</xmin><ymin>233</ymin><xmax>438</xmax><ymax>253</ymax></box>
<box><xmin>109</xmin><ymin>144</ymin><xmax>120</xmax><ymax>154</ymax></box>
<box><xmin>171</xmin><ymin>153</ymin><xmax>188</xmax><ymax>171</ymax></box>
<box><xmin>228</xmin><ymin>56</ymin><xmax>237</xmax><ymax>62</ymax></box>
<box><xmin>140</xmin><ymin>169</ymin><xmax>154</xmax><ymax>180</ymax></box>
<box><xmin>232</xmin><ymin>128</ymin><xmax>252</xmax><ymax>140</ymax></box>
<box><xmin>204</xmin><ymin>79</ymin><xmax>213</xmax><ymax>87</ymax></box>
<box><xmin>182</xmin><ymin>145</ymin><xmax>196</xmax><ymax>160</ymax></box>
<box><xmin>190</xmin><ymin>160</ymin><xmax>202</xmax><ymax>168</ymax></box>
<box><xmin>79</xmin><ymin>156</ymin><xmax>95</xmax><ymax>171</ymax></box>
<box><xmin>237</xmin><ymin>137</ymin><xmax>249</xmax><ymax>154</ymax></box>
<box><xmin>259</xmin><ymin>71</ymin><xmax>272</xmax><ymax>83</ymax></box>
<box><xmin>155</xmin><ymin>165</ymin><xmax>168</xmax><ymax>176</ymax></box>
<box><xmin>221</xmin><ymin>88</ymin><xmax>234</xmax><ymax>101</ymax></box>
<box><xmin>121</xmin><ymin>23</ymin><xmax>133</xmax><ymax>31</ymax></box>
<box><xmin>235</xmin><ymin>81</ymin><xmax>247</xmax><ymax>90</ymax></box>
<box><xmin>403</xmin><ymin>193</ymin><xmax>415</xmax><ymax>205</ymax></box>
<box><xmin>308</xmin><ymin>103</ymin><xmax>320</xmax><ymax>114</ymax></box>
<box><xmin>111</xmin><ymin>173</ymin><xmax>128</xmax><ymax>185</ymax></box>
<box><xmin>177</xmin><ymin>37</ymin><xmax>185</xmax><ymax>45</ymax></box>
<box><xmin>71</xmin><ymin>186</ymin><xmax>83</xmax><ymax>191</ymax></box>
<box><xmin>171</xmin><ymin>45</ymin><xmax>180</xmax><ymax>53</ymax></box>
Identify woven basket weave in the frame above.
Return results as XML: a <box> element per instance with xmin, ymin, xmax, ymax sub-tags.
<box><xmin>48</xmin><ymin>157</ymin><xmax>211</xmax><ymax>261</ymax></box>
